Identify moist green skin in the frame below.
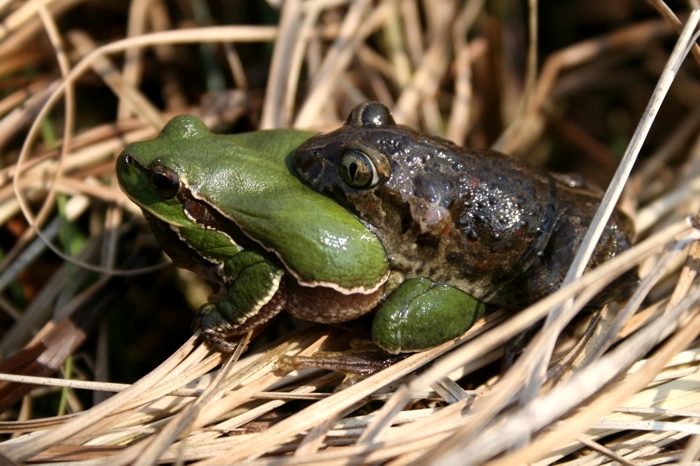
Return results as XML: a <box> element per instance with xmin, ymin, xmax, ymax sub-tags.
<box><xmin>293</xmin><ymin>102</ymin><xmax>638</xmax><ymax>320</ymax></box>
<box><xmin>117</xmin><ymin>118</ymin><xmax>388</xmax><ymax>293</ymax></box>
<box><xmin>117</xmin><ymin>115</ymin><xmax>392</xmax><ymax>353</ymax></box>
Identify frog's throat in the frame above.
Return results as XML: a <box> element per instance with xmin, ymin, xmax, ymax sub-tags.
<box><xmin>187</xmin><ymin>191</ymin><xmax>390</xmax><ymax>296</ymax></box>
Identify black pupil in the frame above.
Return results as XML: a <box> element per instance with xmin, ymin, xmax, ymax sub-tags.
<box><xmin>153</xmin><ymin>172</ymin><xmax>174</xmax><ymax>190</ymax></box>
<box><xmin>348</xmin><ymin>162</ymin><xmax>359</xmax><ymax>180</ymax></box>
<box><xmin>150</xmin><ymin>166</ymin><xmax>179</xmax><ymax>198</ymax></box>
<box><xmin>341</xmin><ymin>150</ymin><xmax>375</xmax><ymax>189</ymax></box>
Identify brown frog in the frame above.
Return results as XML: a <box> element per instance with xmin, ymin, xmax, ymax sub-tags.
<box><xmin>293</xmin><ymin>102</ymin><xmax>638</xmax><ymax>316</ymax></box>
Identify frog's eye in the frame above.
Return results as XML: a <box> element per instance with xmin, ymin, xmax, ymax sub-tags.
<box><xmin>150</xmin><ymin>165</ymin><xmax>180</xmax><ymax>199</ymax></box>
<box><xmin>339</xmin><ymin>150</ymin><xmax>380</xmax><ymax>189</ymax></box>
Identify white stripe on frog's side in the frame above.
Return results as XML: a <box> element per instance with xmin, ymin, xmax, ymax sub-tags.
<box><xmin>187</xmin><ymin>189</ymin><xmax>389</xmax><ymax>296</ymax></box>
<box><xmin>208</xmin><ymin>270</ymin><xmax>284</xmax><ymax>333</ymax></box>
<box><xmin>209</xmin><ymin>271</ymin><xmax>284</xmax><ymax>332</ymax></box>
<box><xmin>237</xmin><ymin>270</ymin><xmax>284</xmax><ymax>324</ymax></box>
<box><xmin>170</xmin><ymin>223</ymin><xmax>238</xmax><ymax>267</ymax></box>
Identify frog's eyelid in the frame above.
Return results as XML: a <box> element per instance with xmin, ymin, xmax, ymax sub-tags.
<box><xmin>345</xmin><ymin>102</ymin><xmax>396</xmax><ymax>128</ymax></box>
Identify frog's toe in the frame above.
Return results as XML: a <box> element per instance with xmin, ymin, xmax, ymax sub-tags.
<box><xmin>193</xmin><ymin>303</ymin><xmax>239</xmax><ymax>353</ymax></box>
<box><xmin>277</xmin><ymin>340</ymin><xmax>404</xmax><ymax>377</ymax></box>
<box><xmin>276</xmin><ymin>355</ymin><xmax>364</xmax><ymax>392</ymax></box>
<box><xmin>199</xmin><ymin>330</ymin><xmax>239</xmax><ymax>353</ymax></box>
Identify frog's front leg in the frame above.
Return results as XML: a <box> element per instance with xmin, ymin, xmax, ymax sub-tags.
<box><xmin>195</xmin><ymin>250</ymin><xmax>286</xmax><ymax>353</ymax></box>
<box><xmin>372</xmin><ymin>278</ymin><xmax>486</xmax><ymax>354</ymax></box>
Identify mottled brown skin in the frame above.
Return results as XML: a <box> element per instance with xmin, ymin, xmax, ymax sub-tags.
<box><xmin>293</xmin><ymin>102</ymin><xmax>638</xmax><ymax>310</ymax></box>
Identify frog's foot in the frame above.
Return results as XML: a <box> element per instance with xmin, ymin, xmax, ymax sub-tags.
<box><xmin>193</xmin><ymin>277</ymin><xmax>287</xmax><ymax>354</ymax></box>
<box><xmin>192</xmin><ymin>303</ymin><xmax>244</xmax><ymax>354</ymax></box>
<box><xmin>200</xmin><ymin>331</ymin><xmax>239</xmax><ymax>353</ymax></box>
<box><xmin>277</xmin><ymin>339</ymin><xmax>406</xmax><ymax>377</ymax></box>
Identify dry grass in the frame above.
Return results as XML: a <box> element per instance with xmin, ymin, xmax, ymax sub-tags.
<box><xmin>0</xmin><ymin>0</ymin><xmax>699</xmax><ymax>464</ymax></box>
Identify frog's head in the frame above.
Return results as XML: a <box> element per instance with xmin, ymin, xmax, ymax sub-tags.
<box><xmin>293</xmin><ymin>102</ymin><xmax>397</xmax><ymax>194</ymax></box>
<box><xmin>116</xmin><ymin>115</ymin><xmax>209</xmax><ymax>229</ymax></box>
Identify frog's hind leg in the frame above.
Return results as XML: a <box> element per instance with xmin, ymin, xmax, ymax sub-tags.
<box><xmin>522</xmin><ymin>201</ymin><xmax>637</xmax><ymax>308</ymax></box>
<box><xmin>504</xmin><ymin>201</ymin><xmax>638</xmax><ymax>369</ymax></box>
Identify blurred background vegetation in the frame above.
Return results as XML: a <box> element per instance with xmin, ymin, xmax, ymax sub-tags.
<box><xmin>0</xmin><ymin>0</ymin><xmax>698</xmax><ymax>444</ymax></box>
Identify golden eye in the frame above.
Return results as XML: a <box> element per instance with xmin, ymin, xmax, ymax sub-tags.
<box><xmin>150</xmin><ymin>165</ymin><xmax>180</xmax><ymax>199</ymax></box>
<box><xmin>339</xmin><ymin>149</ymin><xmax>380</xmax><ymax>189</ymax></box>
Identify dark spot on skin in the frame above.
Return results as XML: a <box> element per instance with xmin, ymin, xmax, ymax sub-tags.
<box><xmin>413</xmin><ymin>174</ymin><xmax>448</xmax><ymax>203</ymax></box>
<box><xmin>447</xmin><ymin>252</ymin><xmax>461</xmax><ymax>263</ymax></box>
<box><xmin>399</xmin><ymin>202</ymin><xmax>413</xmax><ymax>234</ymax></box>
<box><xmin>416</xmin><ymin>233</ymin><xmax>441</xmax><ymax>251</ymax></box>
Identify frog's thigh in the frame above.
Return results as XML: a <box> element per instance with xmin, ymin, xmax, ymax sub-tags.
<box><xmin>372</xmin><ymin>278</ymin><xmax>485</xmax><ymax>354</ymax></box>
<box><xmin>197</xmin><ymin>251</ymin><xmax>286</xmax><ymax>341</ymax></box>
<box><xmin>525</xmin><ymin>205</ymin><xmax>637</xmax><ymax>306</ymax></box>
<box><xmin>523</xmin><ymin>201</ymin><xmax>625</xmax><ymax>304</ymax></box>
